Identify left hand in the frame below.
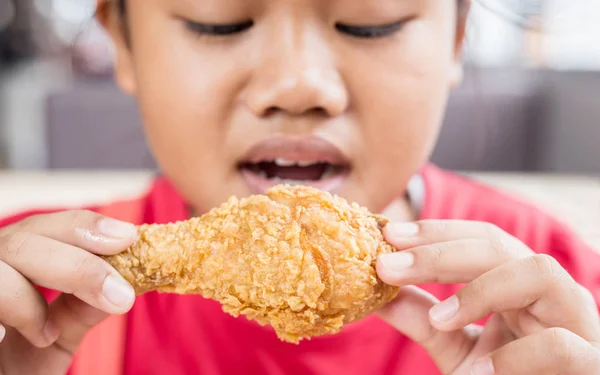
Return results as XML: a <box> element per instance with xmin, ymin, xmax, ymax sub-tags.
<box><xmin>376</xmin><ymin>220</ymin><xmax>600</xmax><ymax>375</ymax></box>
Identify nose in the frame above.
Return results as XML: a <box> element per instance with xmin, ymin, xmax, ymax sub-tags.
<box><xmin>244</xmin><ymin>25</ymin><xmax>349</xmax><ymax>118</ymax></box>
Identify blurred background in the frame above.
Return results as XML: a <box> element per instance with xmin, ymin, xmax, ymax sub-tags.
<box><xmin>0</xmin><ymin>0</ymin><xmax>599</xmax><ymax>175</ymax></box>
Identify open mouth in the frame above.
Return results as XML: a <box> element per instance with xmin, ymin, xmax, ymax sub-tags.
<box><xmin>238</xmin><ymin>136</ymin><xmax>351</xmax><ymax>194</ymax></box>
<box><xmin>239</xmin><ymin>159</ymin><xmax>348</xmax><ymax>185</ymax></box>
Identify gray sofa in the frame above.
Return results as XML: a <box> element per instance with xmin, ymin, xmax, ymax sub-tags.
<box><xmin>38</xmin><ymin>67</ymin><xmax>600</xmax><ymax>174</ymax></box>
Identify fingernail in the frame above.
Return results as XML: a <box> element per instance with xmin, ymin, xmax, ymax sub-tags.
<box><xmin>471</xmin><ymin>357</ymin><xmax>495</xmax><ymax>375</ymax></box>
<box><xmin>102</xmin><ymin>275</ymin><xmax>135</xmax><ymax>311</ymax></box>
<box><xmin>380</xmin><ymin>252</ymin><xmax>414</xmax><ymax>272</ymax></box>
<box><xmin>98</xmin><ymin>218</ymin><xmax>137</xmax><ymax>240</ymax></box>
<box><xmin>429</xmin><ymin>295</ymin><xmax>459</xmax><ymax>323</ymax></box>
<box><xmin>0</xmin><ymin>324</ymin><xmax>5</xmax><ymax>343</ymax></box>
<box><xmin>43</xmin><ymin>320</ymin><xmax>60</xmax><ymax>343</ymax></box>
<box><xmin>386</xmin><ymin>223</ymin><xmax>420</xmax><ymax>238</ymax></box>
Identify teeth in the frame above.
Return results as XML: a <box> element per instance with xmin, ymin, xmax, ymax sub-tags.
<box><xmin>320</xmin><ymin>165</ymin><xmax>337</xmax><ymax>180</ymax></box>
<box><xmin>297</xmin><ymin>161</ymin><xmax>319</xmax><ymax>167</ymax></box>
<box><xmin>252</xmin><ymin>162</ymin><xmax>340</xmax><ymax>183</ymax></box>
<box><xmin>283</xmin><ymin>180</ymin><xmax>303</xmax><ymax>186</ymax></box>
<box><xmin>272</xmin><ymin>159</ymin><xmax>321</xmax><ymax>167</ymax></box>
<box><xmin>274</xmin><ymin>158</ymin><xmax>297</xmax><ymax>167</ymax></box>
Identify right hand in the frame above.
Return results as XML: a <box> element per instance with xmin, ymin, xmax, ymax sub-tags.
<box><xmin>0</xmin><ymin>210</ymin><xmax>137</xmax><ymax>375</ymax></box>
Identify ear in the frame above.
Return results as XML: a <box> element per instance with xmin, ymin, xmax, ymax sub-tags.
<box><xmin>96</xmin><ymin>2</ymin><xmax>137</xmax><ymax>95</ymax></box>
<box><xmin>450</xmin><ymin>0</ymin><xmax>470</xmax><ymax>88</ymax></box>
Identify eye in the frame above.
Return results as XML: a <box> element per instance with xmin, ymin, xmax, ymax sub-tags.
<box><xmin>335</xmin><ymin>21</ymin><xmax>407</xmax><ymax>39</ymax></box>
<box><xmin>184</xmin><ymin>20</ymin><xmax>254</xmax><ymax>36</ymax></box>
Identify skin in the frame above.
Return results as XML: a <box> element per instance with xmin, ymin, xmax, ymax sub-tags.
<box><xmin>377</xmin><ymin>221</ymin><xmax>600</xmax><ymax>374</ymax></box>
<box><xmin>0</xmin><ymin>1</ymin><xmax>598</xmax><ymax>374</ymax></box>
<box><xmin>105</xmin><ymin>0</ymin><xmax>466</xmax><ymax>216</ymax></box>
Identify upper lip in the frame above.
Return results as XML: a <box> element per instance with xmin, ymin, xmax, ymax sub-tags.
<box><xmin>240</xmin><ymin>135</ymin><xmax>350</xmax><ymax>165</ymax></box>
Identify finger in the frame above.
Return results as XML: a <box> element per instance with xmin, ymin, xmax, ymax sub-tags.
<box><xmin>377</xmin><ymin>238</ymin><xmax>531</xmax><ymax>287</ymax></box>
<box><xmin>49</xmin><ymin>294</ymin><xmax>109</xmax><ymax>355</ymax></box>
<box><xmin>471</xmin><ymin>328</ymin><xmax>600</xmax><ymax>375</ymax></box>
<box><xmin>578</xmin><ymin>284</ymin><xmax>599</xmax><ymax>318</ymax></box>
<box><xmin>384</xmin><ymin>220</ymin><xmax>519</xmax><ymax>249</ymax></box>
<box><xmin>449</xmin><ymin>314</ymin><xmax>516</xmax><ymax>374</ymax></box>
<box><xmin>377</xmin><ymin>286</ymin><xmax>478</xmax><ymax>374</ymax></box>
<box><xmin>428</xmin><ymin>255</ymin><xmax>600</xmax><ymax>342</ymax></box>
<box><xmin>0</xmin><ymin>324</ymin><xmax>5</xmax><ymax>343</ymax></box>
<box><xmin>5</xmin><ymin>210</ymin><xmax>138</xmax><ymax>255</ymax></box>
<box><xmin>0</xmin><ymin>260</ymin><xmax>58</xmax><ymax>348</ymax></box>
<box><xmin>0</xmin><ymin>232</ymin><xmax>135</xmax><ymax>314</ymax></box>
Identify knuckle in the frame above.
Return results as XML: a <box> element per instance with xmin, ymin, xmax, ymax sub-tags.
<box><xmin>545</xmin><ymin>327</ymin><xmax>578</xmax><ymax>362</ymax></box>
<box><xmin>420</xmin><ymin>324</ymin><xmax>447</xmax><ymax>353</ymax></box>
<box><xmin>72</xmin><ymin>255</ymin><xmax>110</xmax><ymax>292</ymax></box>
<box><xmin>531</xmin><ymin>254</ymin><xmax>566</xmax><ymax>282</ymax></box>
<box><xmin>468</xmin><ymin>277</ymin><xmax>487</xmax><ymax>302</ymax></box>
<box><xmin>426</xmin><ymin>243</ymin><xmax>445</xmax><ymax>265</ymax></box>
<box><xmin>496</xmin><ymin>267</ymin><xmax>519</xmax><ymax>290</ymax></box>
<box><xmin>428</xmin><ymin>220</ymin><xmax>450</xmax><ymax>235</ymax></box>
<box><xmin>482</xmin><ymin>222</ymin><xmax>504</xmax><ymax>237</ymax></box>
<box><xmin>418</xmin><ymin>242</ymin><xmax>447</xmax><ymax>279</ymax></box>
<box><xmin>0</xmin><ymin>232</ymin><xmax>31</xmax><ymax>264</ymax></box>
<box><xmin>68</xmin><ymin>210</ymin><xmax>99</xmax><ymax>229</ymax></box>
<box><xmin>1</xmin><ymin>294</ymin><xmax>45</xmax><ymax>332</ymax></box>
<box><xmin>425</xmin><ymin>220</ymin><xmax>481</xmax><ymax>239</ymax></box>
<box><xmin>487</xmin><ymin>237</ymin><xmax>515</xmax><ymax>261</ymax></box>
<box><xmin>9</xmin><ymin>282</ymin><xmax>29</xmax><ymax>304</ymax></box>
<box><xmin>9</xmin><ymin>311</ymin><xmax>43</xmax><ymax>332</ymax></box>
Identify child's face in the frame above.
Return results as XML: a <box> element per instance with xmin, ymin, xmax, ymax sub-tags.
<box><xmin>106</xmin><ymin>0</ymin><xmax>467</xmax><ymax>214</ymax></box>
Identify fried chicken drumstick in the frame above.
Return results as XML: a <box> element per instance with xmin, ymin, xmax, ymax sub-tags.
<box><xmin>104</xmin><ymin>185</ymin><xmax>398</xmax><ymax>343</ymax></box>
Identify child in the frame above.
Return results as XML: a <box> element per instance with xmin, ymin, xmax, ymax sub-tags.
<box><xmin>1</xmin><ymin>0</ymin><xmax>599</xmax><ymax>374</ymax></box>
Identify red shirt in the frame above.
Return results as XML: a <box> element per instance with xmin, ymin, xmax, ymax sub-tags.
<box><xmin>2</xmin><ymin>165</ymin><xmax>599</xmax><ymax>375</ymax></box>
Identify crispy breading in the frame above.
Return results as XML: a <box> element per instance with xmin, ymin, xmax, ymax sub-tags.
<box><xmin>104</xmin><ymin>185</ymin><xmax>398</xmax><ymax>343</ymax></box>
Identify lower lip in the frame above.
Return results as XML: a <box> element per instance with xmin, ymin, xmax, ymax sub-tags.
<box><xmin>240</xmin><ymin>169</ymin><xmax>348</xmax><ymax>195</ymax></box>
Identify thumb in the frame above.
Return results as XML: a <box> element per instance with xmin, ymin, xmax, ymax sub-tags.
<box><xmin>377</xmin><ymin>286</ymin><xmax>478</xmax><ymax>374</ymax></box>
<box><xmin>48</xmin><ymin>294</ymin><xmax>110</xmax><ymax>354</ymax></box>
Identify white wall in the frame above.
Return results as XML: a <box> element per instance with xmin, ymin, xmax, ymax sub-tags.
<box><xmin>465</xmin><ymin>0</ymin><xmax>600</xmax><ymax>71</ymax></box>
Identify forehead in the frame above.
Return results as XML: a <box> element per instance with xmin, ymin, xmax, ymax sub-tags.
<box><xmin>138</xmin><ymin>0</ymin><xmax>458</xmax><ymax>26</ymax></box>
<box><xmin>151</xmin><ymin>0</ymin><xmax>444</xmax><ymax>13</ymax></box>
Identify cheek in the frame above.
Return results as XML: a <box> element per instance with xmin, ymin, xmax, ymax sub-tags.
<box><xmin>126</xmin><ymin>10</ymin><xmax>253</xmax><ymax>210</ymax></box>
<box><xmin>129</xmin><ymin>16</ymin><xmax>245</xmax><ymax>167</ymax></box>
<box><xmin>347</xmin><ymin>23</ymin><xmax>453</xmax><ymax>162</ymax></box>
<box><xmin>338</xmin><ymin>20</ymin><xmax>454</xmax><ymax>210</ymax></box>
